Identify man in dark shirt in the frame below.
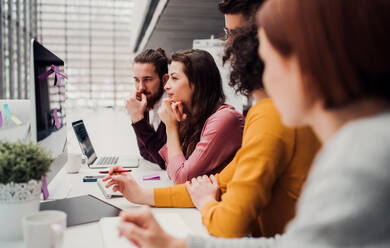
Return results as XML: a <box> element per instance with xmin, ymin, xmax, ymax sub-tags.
<box><xmin>125</xmin><ymin>48</ymin><xmax>169</xmax><ymax>169</ymax></box>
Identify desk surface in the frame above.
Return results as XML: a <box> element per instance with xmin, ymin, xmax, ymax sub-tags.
<box><xmin>1</xmin><ymin>107</ymin><xmax>208</xmax><ymax>248</ymax></box>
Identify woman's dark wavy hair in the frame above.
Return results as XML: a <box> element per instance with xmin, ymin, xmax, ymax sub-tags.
<box><xmin>223</xmin><ymin>22</ymin><xmax>264</xmax><ymax>96</ymax></box>
<box><xmin>171</xmin><ymin>49</ymin><xmax>225</xmax><ymax>158</ymax></box>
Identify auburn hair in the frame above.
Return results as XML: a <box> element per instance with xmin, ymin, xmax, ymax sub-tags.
<box><xmin>258</xmin><ymin>0</ymin><xmax>390</xmax><ymax>108</ymax></box>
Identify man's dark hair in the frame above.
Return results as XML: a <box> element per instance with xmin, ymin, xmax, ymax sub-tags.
<box><xmin>133</xmin><ymin>48</ymin><xmax>168</xmax><ymax>82</ymax></box>
<box><xmin>218</xmin><ymin>0</ymin><xmax>264</xmax><ymax>18</ymax></box>
<box><xmin>223</xmin><ymin>22</ymin><xmax>264</xmax><ymax>96</ymax></box>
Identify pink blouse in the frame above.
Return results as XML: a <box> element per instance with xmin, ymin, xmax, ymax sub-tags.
<box><xmin>159</xmin><ymin>105</ymin><xmax>244</xmax><ymax>184</ymax></box>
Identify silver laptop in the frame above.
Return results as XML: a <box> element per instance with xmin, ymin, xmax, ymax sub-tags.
<box><xmin>72</xmin><ymin>120</ymin><xmax>139</xmax><ymax>169</ymax></box>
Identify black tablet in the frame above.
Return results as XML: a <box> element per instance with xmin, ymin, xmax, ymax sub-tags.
<box><xmin>40</xmin><ymin>194</ymin><xmax>120</xmax><ymax>227</ymax></box>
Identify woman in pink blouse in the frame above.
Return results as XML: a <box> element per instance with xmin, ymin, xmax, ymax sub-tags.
<box><xmin>157</xmin><ymin>49</ymin><xmax>244</xmax><ymax>184</ymax></box>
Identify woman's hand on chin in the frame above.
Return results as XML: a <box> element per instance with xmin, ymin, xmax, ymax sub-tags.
<box><xmin>158</xmin><ymin>99</ymin><xmax>179</xmax><ymax>128</ymax></box>
<box><xmin>171</xmin><ymin>101</ymin><xmax>187</xmax><ymax>122</ymax></box>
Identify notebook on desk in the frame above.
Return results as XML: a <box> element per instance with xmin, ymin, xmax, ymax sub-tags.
<box><xmin>97</xmin><ymin>178</ymin><xmax>123</xmax><ymax>199</ymax></box>
<box><xmin>99</xmin><ymin>213</ymin><xmax>191</xmax><ymax>248</ymax></box>
<box><xmin>40</xmin><ymin>195</ymin><xmax>120</xmax><ymax>227</ymax></box>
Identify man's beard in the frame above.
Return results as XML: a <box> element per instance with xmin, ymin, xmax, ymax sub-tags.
<box><xmin>145</xmin><ymin>84</ymin><xmax>164</xmax><ymax>110</ymax></box>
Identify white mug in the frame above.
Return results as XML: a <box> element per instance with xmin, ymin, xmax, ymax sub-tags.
<box><xmin>22</xmin><ymin>210</ymin><xmax>66</xmax><ymax>248</ymax></box>
<box><xmin>65</xmin><ymin>153</ymin><xmax>85</xmax><ymax>173</ymax></box>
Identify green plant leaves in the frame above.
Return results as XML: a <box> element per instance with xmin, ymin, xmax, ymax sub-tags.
<box><xmin>0</xmin><ymin>141</ymin><xmax>53</xmax><ymax>184</ymax></box>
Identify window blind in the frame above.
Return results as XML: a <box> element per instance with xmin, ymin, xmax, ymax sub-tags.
<box><xmin>37</xmin><ymin>0</ymin><xmax>134</xmax><ymax>108</ymax></box>
<box><xmin>0</xmin><ymin>0</ymin><xmax>38</xmax><ymax>99</ymax></box>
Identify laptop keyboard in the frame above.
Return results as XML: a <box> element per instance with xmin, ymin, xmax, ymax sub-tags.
<box><xmin>96</xmin><ymin>156</ymin><xmax>119</xmax><ymax>165</ymax></box>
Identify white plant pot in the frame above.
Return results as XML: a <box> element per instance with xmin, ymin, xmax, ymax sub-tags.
<box><xmin>0</xmin><ymin>180</ymin><xmax>42</xmax><ymax>241</ymax></box>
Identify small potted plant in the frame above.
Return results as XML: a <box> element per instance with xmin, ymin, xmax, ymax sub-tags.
<box><xmin>0</xmin><ymin>140</ymin><xmax>52</xmax><ymax>241</ymax></box>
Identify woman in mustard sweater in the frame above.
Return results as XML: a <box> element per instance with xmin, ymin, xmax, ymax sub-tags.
<box><xmin>103</xmin><ymin>23</ymin><xmax>320</xmax><ymax>238</ymax></box>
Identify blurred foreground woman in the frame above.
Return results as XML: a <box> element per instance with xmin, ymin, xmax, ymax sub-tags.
<box><xmin>117</xmin><ymin>0</ymin><xmax>390</xmax><ymax>247</ymax></box>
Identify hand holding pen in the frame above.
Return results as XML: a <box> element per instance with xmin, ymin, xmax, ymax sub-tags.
<box><xmin>101</xmin><ymin>166</ymin><xmax>131</xmax><ymax>185</ymax></box>
<box><xmin>82</xmin><ymin>168</ymin><xmax>131</xmax><ymax>182</ymax></box>
<box><xmin>101</xmin><ymin>166</ymin><xmax>145</xmax><ymax>204</ymax></box>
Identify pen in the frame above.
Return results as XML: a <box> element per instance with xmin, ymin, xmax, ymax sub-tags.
<box><xmin>98</xmin><ymin>169</ymin><xmax>132</xmax><ymax>174</ymax></box>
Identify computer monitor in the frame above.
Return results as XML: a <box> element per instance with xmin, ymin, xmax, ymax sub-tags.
<box><xmin>30</xmin><ymin>39</ymin><xmax>68</xmax><ymax>183</ymax></box>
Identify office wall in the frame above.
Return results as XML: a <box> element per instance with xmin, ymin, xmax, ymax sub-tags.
<box><xmin>193</xmin><ymin>38</ymin><xmax>244</xmax><ymax>113</ymax></box>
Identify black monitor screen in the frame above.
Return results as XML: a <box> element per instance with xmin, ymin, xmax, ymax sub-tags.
<box><xmin>33</xmin><ymin>40</ymin><xmax>66</xmax><ymax>142</ymax></box>
<box><xmin>72</xmin><ymin>120</ymin><xmax>97</xmax><ymax>165</ymax></box>
<box><xmin>31</xmin><ymin>40</ymin><xmax>68</xmax><ymax>184</ymax></box>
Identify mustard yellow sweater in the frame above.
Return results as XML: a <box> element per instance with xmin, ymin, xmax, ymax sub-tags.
<box><xmin>154</xmin><ymin>99</ymin><xmax>321</xmax><ymax>238</ymax></box>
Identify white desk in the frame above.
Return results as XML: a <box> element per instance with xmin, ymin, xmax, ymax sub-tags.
<box><xmin>2</xmin><ymin>107</ymin><xmax>208</xmax><ymax>248</ymax></box>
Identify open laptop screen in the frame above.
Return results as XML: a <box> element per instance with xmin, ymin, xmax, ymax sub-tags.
<box><xmin>72</xmin><ymin>120</ymin><xmax>97</xmax><ymax>165</ymax></box>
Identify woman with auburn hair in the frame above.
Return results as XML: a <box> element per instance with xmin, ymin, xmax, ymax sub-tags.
<box><xmin>114</xmin><ymin>0</ymin><xmax>390</xmax><ymax>247</ymax></box>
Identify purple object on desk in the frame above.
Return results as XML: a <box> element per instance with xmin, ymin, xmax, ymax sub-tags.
<box><xmin>53</xmin><ymin>108</ymin><xmax>61</xmax><ymax>129</ymax></box>
<box><xmin>142</xmin><ymin>173</ymin><xmax>160</xmax><ymax>181</ymax></box>
<box><xmin>42</xmin><ymin>176</ymin><xmax>49</xmax><ymax>200</ymax></box>
<box><xmin>38</xmin><ymin>64</ymin><xmax>68</xmax><ymax>86</ymax></box>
